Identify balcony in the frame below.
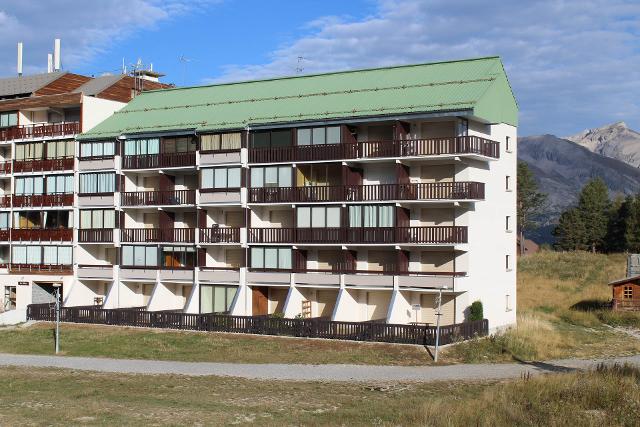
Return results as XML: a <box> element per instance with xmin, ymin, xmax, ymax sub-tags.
<box><xmin>248</xmin><ymin>226</ymin><xmax>468</xmax><ymax>244</ymax></box>
<box><xmin>77</xmin><ymin>264</ymin><xmax>114</xmax><ymax>280</ymax></box>
<box><xmin>249</xmin><ymin>182</ymin><xmax>485</xmax><ymax>203</ymax></box>
<box><xmin>122</xmin><ymin>152</ymin><xmax>196</xmax><ymax>169</ymax></box>
<box><xmin>0</xmin><ymin>122</ymin><xmax>80</xmax><ymax>142</ymax></box>
<box><xmin>13</xmin><ymin>157</ymin><xmax>74</xmax><ymax>173</ymax></box>
<box><xmin>11</xmin><ymin>228</ymin><xmax>73</xmax><ymax>242</ymax></box>
<box><xmin>12</xmin><ymin>194</ymin><xmax>73</xmax><ymax>207</ymax></box>
<box><xmin>78</xmin><ymin>229</ymin><xmax>114</xmax><ymax>243</ymax></box>
<box><xmin>199</xmin><ymin>227</ymin><xmax>241</xmax><ymax>243</ymax></box>
<box><xmin>0</xmin><ymin>195</ymin><xmax>10</xmax><ymax>208</ymax></box>
<box><xmin>0</xmin><ymin>161</ymin><xmax>11</xmax><ymax>175</ymax></box>
<box><xmin>0</xmin><ymin>229</ymin><xmax>9</xmax><ymax>241</ymax></box>
<box><xmin>121</xmin><ymin>190</ymin><xmax>195</xmax><ymax>207</ymax></box>
<box><xmin>9</xmin><ymin>263</ymin><xmax>73</xmax><ymax>274</ymax></box>
<box><xmin>121</xmin><ymin>228</ymin><xmax>195</xmax><ymax>243</ymax></box>
<box><xmin>248</xmin><ymin>136</ymin><xmax>500</xmax><ymax>163</ymax></box>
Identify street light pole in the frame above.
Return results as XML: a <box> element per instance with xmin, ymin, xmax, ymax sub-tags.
<box><xmin>434</xmin><ymin>285</ymin><xmax>448</xmax><ymax>363</ymax></box>
<box><xmin>53</xmin><ymin>284</ymin><xmax>61</xmax><ymax>354</ymax></box>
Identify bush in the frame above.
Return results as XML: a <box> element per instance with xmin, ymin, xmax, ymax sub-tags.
<box><xmin>469</xmin><ymin>301</ymin><xmax>483</xmax><ymax>321</ymax></box>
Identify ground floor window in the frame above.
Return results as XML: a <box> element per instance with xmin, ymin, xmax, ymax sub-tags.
<box><xmin>200</xmin><ymin>285</ymin><xmax>237</xmax><ymax>314</ymax></box>
<box><xmin>624</xmin><ymin>286</ymin><xmax>633</xmax><ymax>299</ymax></box>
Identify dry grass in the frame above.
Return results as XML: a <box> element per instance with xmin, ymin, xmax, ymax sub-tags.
<box><xmin>0</xmin><ymin>322</ymin><xmax>432</xmax><ymax>366</ymax></box>
<box><xmin>1</xmin><ymin>364</ymin><xmax>639</xmax><ymax>426</ymax></box>
<box><xmin>447</xmin><ymin>250</ymin><xmax>640</xmax><ymax>363</ymax></box>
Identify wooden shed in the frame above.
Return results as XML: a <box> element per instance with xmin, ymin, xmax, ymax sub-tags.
<box><xmin>608</xmin><ymin>275</ymin><xmax>640</xmax><ymax>311</ymax></box>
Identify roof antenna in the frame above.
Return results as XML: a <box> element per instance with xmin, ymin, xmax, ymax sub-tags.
<box><xmin>295</xmin><ymin>56</ymin><xmax>305</xmax><ymax>74</ymax></box>
<box><xmin>179</xmin><ymin>55</ymin><xmax>193</xmax><ymax>86</ymax></box>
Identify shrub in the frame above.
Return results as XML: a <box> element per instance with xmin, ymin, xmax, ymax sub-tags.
<box><xmin>469</xmin><ymin>301</ymin><xmax>483</xmax><ymax>321</ymax></box>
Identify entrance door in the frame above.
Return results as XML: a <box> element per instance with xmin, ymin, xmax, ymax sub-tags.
<box><xmin>4</xmin><ymin>286</ymin><xmax>16</xmax><ymax>310</ymax></box>
<box><xmin>32</xmin><ymin>283</ymin><xmax>61</xmax><ymax>305</ymax></box>
<box><xmin>252</xmin><ymin>286</ymin><xmax>268</xmax><ymax>315</ymax></box>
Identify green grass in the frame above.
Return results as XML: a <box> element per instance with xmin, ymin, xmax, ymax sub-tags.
<box><xmin>0</xmin><ymin>364</ymin><xmax>639</xmax><ymax>426</ymax></box>
<box><xmin>0</xmin><ymin>322</ymin><xmax>432</xmax><ymax>366</ymax></box>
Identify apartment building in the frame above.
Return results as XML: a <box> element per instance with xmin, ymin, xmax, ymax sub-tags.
<box><xmin>28</xmin><ymin>56</ymin><xmax>516</xmax><ymax>329</ymax></box>
<box><xmin>0</xmin><ymin>70</ymin><xmax>169</xmax><ymax>322</ymax></box>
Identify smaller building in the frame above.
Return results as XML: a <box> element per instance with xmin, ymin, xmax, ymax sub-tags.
<box><xmin>608</xmin><ymin>275</ymin><xmax>640</xmax><ymax>311</ymax></box>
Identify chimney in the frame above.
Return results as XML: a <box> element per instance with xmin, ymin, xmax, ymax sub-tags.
<box><xmin>53</xmin><ymin>38</ymin><xmax>61</xmax><ymax>71</ymax></box>
<box><xmin>17</xmin><ymin>42</ymin><xmax>23</xmax><ymax>76</ymax></box>
<box><xmin>47</xmin><ymin>53</ymin><xmax>53</xmax><ymax>73</ymax></box>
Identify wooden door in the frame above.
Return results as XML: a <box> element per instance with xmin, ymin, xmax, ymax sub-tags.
<box><xmin>252</xmin><ymin>286</ymin><xmax>268</xmax><ymax>315</ymax></box>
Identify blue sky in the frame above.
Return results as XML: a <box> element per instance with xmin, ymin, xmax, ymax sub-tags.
<box><xmin>0</xmin><ymin>0</ymin><xmax>638</xmax><ymax>136</ymax></box>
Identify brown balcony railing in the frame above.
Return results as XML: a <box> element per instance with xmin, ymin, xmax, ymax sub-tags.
<box><xmin>121</xmin><ymin>228</ymin><xmax>195</xmax><ymax>243</ymax></box>
<box><xmin>78</xmin><ymin>228</ymin><xmax>114</xmax><ymax>243</ymax></box>
<box><xmin>0</xmin><ymin>122</ymin><xmax>80</xmax><ymax>142</ymax></box>
<box><xmin>12</xmin><ymin>193</ymin><xmax>73</xmax><ymax>207</ymax></box>
<box><xmin>9</xmin><ymin>263</ymin><xmax>73</xmax><ymax>274</ymax></box>
<box><xmin>0</xmin><ymin>195</ymin><xmax>10</xmax><ymax>208</ymax></box>
<box><xmin>13</xmin><ymin>157</ymin><xmax>74</xmax><ymax>173</ymax></box>
<box><xmin>199</xmin><ymin>227</ymin><xmax>241</xmax><ymax>243</ymax></box>
<box><xmin>121</xmin><ymin>190</ymin><xmax>195</xmax><ymax>206</ymax></box>
<box><xmin>122</xmin><ymin>152</ymin><xmax>196</xmax><ymax>169</ymax></box>
<box><xmin>248</xmin><ymin>226</ymin><xmax>467</xmax><ymax>244</ymax></box>
<box><xmin>0</xmin><ymin>229</ymin><xmax>9</xmax><ymax>241</ymax></box>
<box><xmin>0</xmin><ymin>161</ymin><xmax>11</xmax><ymax>174</ymax></box>
<box><xmin>249</xmin><ymin>182</ymin><xmax>485</xmax><ymax>203</ymax></box>
<box><xmin>248</xmin><ymin>136</ymin><xmax>499</xmax><ymax>163</ymax></box>
<box><xmin>11</xmin><ymin>228</ymin><xmax>73</xmax><ymax>242</ymax></box>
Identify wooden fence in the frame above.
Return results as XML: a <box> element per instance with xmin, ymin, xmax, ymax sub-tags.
<box><xmin>27</xmin><ymin>304</ymin><xmax>488</xmax><ymax>346</ymax></box>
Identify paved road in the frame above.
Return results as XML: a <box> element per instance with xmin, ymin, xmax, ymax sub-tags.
<box><xmin>1</xmin><ymin>353</ymin><xmax>640</xmax><ymax>382</ymax></box>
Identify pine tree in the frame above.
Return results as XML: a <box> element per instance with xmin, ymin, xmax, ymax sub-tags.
<box><xmin>625</xmin><ymin>195</ymin><xmax>640</xmax><ymax>252</ymax></box>
<box><xmin>517</xmin><ymin>162</ymin><xmax>547</xmax><ymax>254</ymax></box>
<box><xmin>576</xmin><ymin>178</ymin><xmax>610</xmax><ymax>252</ymax></box>
<box><xmin>554</xmin><ymin>208</ymin><xmax>587</xmax><ymax>251</ymax></box>
<box><xmin>605</xmin><ymin>195</ymin><xmax>629</xmax><ymax>253</ymax></box>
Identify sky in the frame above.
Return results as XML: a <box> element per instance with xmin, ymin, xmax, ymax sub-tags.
<box><xmin>0</xmin><ymin>0</ymin><xmax>638</xmax><ymax>136</ymax></box>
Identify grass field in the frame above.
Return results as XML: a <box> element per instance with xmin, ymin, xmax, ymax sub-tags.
<box><xmin>447</xmin><ymin>250</ymin><xmax>640</xmax><ymax>362</ymax></box>
<box><xmin>0</xmin><ymin>364</ymin><xmax>638</xmax><ymax>426</ymax></box>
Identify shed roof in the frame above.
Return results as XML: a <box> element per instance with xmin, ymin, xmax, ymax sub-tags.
<box><xmin>608</xmin><ymin>275</ymin><xmax>640</xmax><ymax>286</ymax></box>
<box><xmin>0</xmin><ymin>72</ymin><xmax>66</xmax><ymax>97</ymax></box>
<box><xmin>79</xmin><ymin>56</ymin><xmax>517</xmax><ymax>141</ymax></box>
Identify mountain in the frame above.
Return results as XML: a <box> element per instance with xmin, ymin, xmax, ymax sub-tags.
<box><xmin>518</xmin><ymin>134</ymin><xmax>640</xmax><ymax>243</ymax></box>
<box><xmin>566</xmin><ymin>121</ymin><xmax>640</xmax><ymax>167</ymax></box>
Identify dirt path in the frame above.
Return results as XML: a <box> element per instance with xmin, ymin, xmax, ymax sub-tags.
<box><xmin>1</xmin><ymin>353</ymin><xmax>639</xmax><ymax>382</ymax></box>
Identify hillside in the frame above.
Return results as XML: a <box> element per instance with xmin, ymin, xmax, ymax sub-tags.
<box><xmin>566</xmin><ymin>121</ymin><xmax>640</xmax><ymax>167</ymax></box>
<box><xmin>518</xmin><ymin>134</ymin><xmax>640</xmax><ymax>242</ymax></box>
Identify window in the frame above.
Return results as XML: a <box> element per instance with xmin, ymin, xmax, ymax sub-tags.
<box><xmin>15</xmin><ymin>176</ymin><xmax>44</xmax><ymax>195</ymax></box>
<box><xmin>506</xmin><ymin>176</ymin><xmax>511</xmax><ymax>191</ymax></box>
<box><xmin>44</xmin><ymin>211</ymin><xmax>71</xmax><ymax>229</ymax></box>
<box><xmin>297</xmin><ymin>206</ymin><xmax>341</xmax><ymax>228</ymax></box>
<box><xmin>162</xmin><ymin>136</ymin><xmax>196</xmax><ymax>153</ymax></box>
<box><xmin>80</xmin><ymin>209</ymin><xmax>115</xmax><ymax>229</ymax></box>
<box><xmin>124</xmin><ymin>138</ymin><xmax>160</xmax><ymax>156</ymax></box>
<box><xmin>79</xmin><ymin>172</ymin><xmax>116</xmax><ymax>194</ymax></box>
<box><xmin>506</xmin><ymin>216</ymin><xmax>511</xmax><ymax>232</ymax></box>
<box><xmin>506</xmin><ymin>136</ymin><xmax>511</xmax><ymax>152</ymax></box>
<box><xmin>15</xmin><ymin>142</ymin><xmax>44</xmax><ymax>161</ymax></box>
<box><xmin>14</xmin><ymin>211</ymin><xmax>40</xmax><ymax>229</ymax></box>
<box><xmin>251</xmin><ymin>130</ymin><xmax>292</xmax><ymax>148</ymax></box>
<box><xmin>506</xmin><ymin>294</ymin><xmax>512</xmax><ymax>311</ymax></box>
<box><xmin>297</xmin><ymin>126</ymin><xmax>341</xmax><ymax>146</ymax></box>
<box><xmin>162</xmin><ymin>246</ymin><xmax>195</xmax><ymax>268</ymax></box>
<box><xmin>45</xmin><ymin>174</ymin><xmax>73</xmax><ymax>194</ymax></box>
<box><xmin>624</xmin><ymin>286</ymin><xmax>633</xmax><ymax>299</ymax></box>
<box><xmin>201</xmin><ymin>167</ymin><xmax>242</xmax><ymax>190</ymax></box>
<box><xmin>506</xmin><ymin>254</ymin><xmax>511</xmax><ymax>271</ymax></box>
<box><xmin>122</xmin><ymin>245</ymin><xmax>158</xmax><ymax>267</ymax></box>
<box><xmin>11</xmin><ymin>245</ymin><xmax>71</xmax><ymax>265</ymax></box>
<box><xmin>250</xmin><ymin>247</ymin><xmax>292</xmax><ymax>270</ymax></box>
<box><xmin>200</xmin><ymin>133</ymin><xmax>242</xmax><ymax>152</ymax></box>
<box><xmin>80</xmin><ymin>141</ymin><xmax>115</xmax><ymax>159</ymax></box>
<box><xmin>0</xmin><ymin>212</ymin><xmax>8</xmax><ymax>229</ymax></box>
<box><xmin>0</xmin><ymin>112</ymin><xmax>17</xmax><ymax>128</ymax></box>
<box><xmin>348</xmin><ymin>205</ymin><xmax>394</xmax><ymax>227</ymax></box>
<box><xmin>250</xmin><ymin>166</ymin><xmax>291</xmax><ymax>188</ymax></box>
<box><xmin>46</xmin><ymin>140</ymin><xmax>74</xmax><ymax>159</ymax></box>
<box><xmin>200</xmin><ymin>285</ymin><xmax>238</xmax><ymax>314</ymax></box>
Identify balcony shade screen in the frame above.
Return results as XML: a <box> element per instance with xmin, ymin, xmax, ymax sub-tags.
<box><xmin>124</xmin><ymin>138</ymin><xmax>160</xmax><ymax>156</ymax></box>
<box><xmin>79</xmin><ymin>172</ymin><xmax>115</xmax><ymax>194</ymax></box>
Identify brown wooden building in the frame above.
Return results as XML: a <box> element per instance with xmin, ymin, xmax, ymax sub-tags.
<box><xmin>609</xmin><ymin>275</ymin><xmax>640</xmax><ymax>311</ymax></box>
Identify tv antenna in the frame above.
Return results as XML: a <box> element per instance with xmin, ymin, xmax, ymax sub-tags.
<box><xmin>295</xmin><ymin>56</ymin><xmax>305</xmax><ymax>74</ymax></box>
<box><xmin>179</xmin><ymin>55</ymin><xmax>194</xmax><ymax>85</ymax></box>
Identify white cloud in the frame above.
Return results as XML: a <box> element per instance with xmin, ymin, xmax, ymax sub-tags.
<box><xmin>0</xmin><ymin>0</ymin><xmax>218</xmax><ymax>76</ymax></box>
<box><xmin>211</xmin><ymin>0</ymin><xmax>640</xmax><ymax>135</ymax></box>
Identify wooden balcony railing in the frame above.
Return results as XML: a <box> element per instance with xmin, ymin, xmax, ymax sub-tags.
<box><xmin>199</xmin><ymin>227</ymin><xmax>241</xmax><ymax>243</ymax></box>
<box><xmin>11</xmin><ymin>228</ymin><xmax>73</xmax><ymax>242</ymax></box>
<box><xmin>121</xmin><ymin>228</ymin><xmax>195</xmax><ymax>243</ymax></box>
<box><xmin>122</xmin><ymin>152</ymin><xmax>196</xmax><ymax>169</ymax></box>
<box><xmin>249</xmin><ymin>182</ymin><xmax>485</xmax><ymax>203</ymax></box>
<box><xmin>248</xmin><ymin>226</ymin><xmax>468</xmax><ymax>244</ymax></box>
<box><xmin>0</xmin><ymin>195</ymin><xmax>10</xmax><ymax>208</ymax></box>
<box><xmin>13</xmin><ymin>157</ymin><xmax>74</xmax><ymax>173</ymax></box>
<box><xmin>9</xmin><ymin>263</ymin><xmax>73</xmax><ymax>274</ymax></box>
<box><xmin>12</xmin><ymin>193</ymin><xmax>73</xmax><ymax>207</ymax></box>
<box><xmin>78</xmin><ymin>228</ymin><xmax>114</xmax><ymax>243</ymax></box>
<box><xmin>121</xmin><ymin>190</ymin><xmax>195</xmax><ymax>206</ymax></box>
<box><xmin>0</xmin><ymin>122</ymin><xmax>80</xmax><ymax>142</ymax></box>
<box><xmin>0</xmin><ymin>161</ymin><xmax>11</xmax><ymax>174</ymax></box>
<box><xmin>249</xmin><ymin>136</ymin><xmax>500</xmax><ymax>163</ymax></box>
<box><xmin>0</xmin><ymin>229</ymin><xmax>9</xmax><ymax>241</ymax></box>
<box><xmin>250</xmin><ymin>267</ymin><xmax>466</xmax><ymax>276</ymax></box>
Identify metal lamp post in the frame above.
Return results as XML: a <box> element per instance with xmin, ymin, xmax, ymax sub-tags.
<box><xmin>53</xmin><ymin>284</ymin><xmax>61</xmax><ymax>354</ymax></box>
<box><xmin>434</xmin><ymin>285</ymin><xmax>448</xmax><ymax>363</ymax></box>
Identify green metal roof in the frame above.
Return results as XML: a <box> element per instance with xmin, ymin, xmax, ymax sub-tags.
<box><xmin>79</xmin><ymin>56</ymin><xmax>517</xmax><ymax>141</ymax></box>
